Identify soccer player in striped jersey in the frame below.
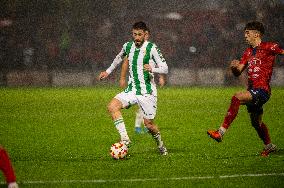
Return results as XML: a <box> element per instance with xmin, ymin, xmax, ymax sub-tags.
<box><xmin>119</xmin><ymin>29</ymin><xmax>166</xmax><ymax>134</ymax></box>
<box><xmin>98</xmin><ymin>21</ymin><xmax>168</xmax><ymax>155</ymax></box>
<box><xmin>207</xmin><ymin>21</ymin><xmax>284</xmax><ymax>157</ymax></box>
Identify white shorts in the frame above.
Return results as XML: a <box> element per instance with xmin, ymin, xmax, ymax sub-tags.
<box><xmin>114</xmin><ymin>91</ymin><xmax>157</xmax><ymax>120</ymax></box>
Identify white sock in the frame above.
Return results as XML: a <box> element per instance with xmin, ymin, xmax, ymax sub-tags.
<box><xmin>153</xmin><ymin>132</ymin><xmax>164</xmax><ymax>148</ymax></box>
<box><xmin>8</xmin><ymin>182</ymin><xmax>19</xmax><ymax>188</ymax></box>
<box><xmin>218</xmin><ymin>126</ymin><xmax>227</xmax><ymax>136</ymax></box>
<box><xmin>114</xmin><ymin>117</ymin><xmax>129</xmax><ymax>141</ymax></box>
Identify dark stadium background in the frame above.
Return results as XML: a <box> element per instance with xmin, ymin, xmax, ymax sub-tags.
<box><xmin>0</xmin><ymin>0</ymin><xmax>283</xmax><ymax>86</ymax></box>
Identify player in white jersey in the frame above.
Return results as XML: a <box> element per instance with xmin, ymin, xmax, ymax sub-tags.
<box><xmin>98</xmin><ymin>21</ymin><xmax>168</xmax><ymax>155</ymax></box>
<box><xmin>119</xmin><ymin>30</ymin><xmax>166</xmax><ymax>134</ymax></box>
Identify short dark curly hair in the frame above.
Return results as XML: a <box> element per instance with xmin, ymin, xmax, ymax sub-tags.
<box><xmin>132</xmin><ymin>21</ymin><xmax>149</xmax><ymax>31</ymax></box>
<box><xmin>244</xmin><ymin>21</ymin><xmax>265</xmax><ymax>35</ymax></box>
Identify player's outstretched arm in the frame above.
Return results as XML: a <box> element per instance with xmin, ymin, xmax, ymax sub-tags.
<box><xmin>98</xmin><ymin>44</ymin><xmax>128</xmax><ymax>81</ymax></box>
<box><xmin>230</xmin><ymin>59</ymin><xmax>245</xmax><ymax>77</ymax></box>
<box><xmin>102</xmin><ymin>45</ymin><xmax>127</xmax><ymax>79</ymax></box>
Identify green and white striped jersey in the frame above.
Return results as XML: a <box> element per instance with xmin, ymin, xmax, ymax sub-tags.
<box><xmin>106</xmin><ymin>41</ymin><xmax>168</xmax><ymax>95</ymax></box>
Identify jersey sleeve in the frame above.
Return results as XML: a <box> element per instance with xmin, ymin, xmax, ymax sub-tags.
<box><xmin>239</xmin><ymin>48</ymin><xmax>251</xmax><ymax>65</ymax></box>
<box><xmin>269</xmin><ymin>43</ymin><xmax>283</xmax><ymax>55</ymax></box>
<box><xmin>151</xmin><ymin>44</ymin><xmax>168</xmax><ymax>74</ymax></box>
<box><xmin>106</xmin><ymin>43</ymin><xmax>128</xmax><ymax>74</ymax></box>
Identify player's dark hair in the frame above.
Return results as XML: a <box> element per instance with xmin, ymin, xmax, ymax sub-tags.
<box><xmin>132</xmin><ymin>21</ymin><xmax>149</xmax><ymax>31</ymax></box>
<box><xmin>244</xmin><ymin>21</ymin><xmax>265</xmax><ymax>35</ymax></box>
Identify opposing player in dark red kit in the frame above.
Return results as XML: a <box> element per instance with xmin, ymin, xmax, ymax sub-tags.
<box><xmin>0</xmin><ymin>145</ymin><xmax>18</xmax><ymax>188</ymax></box>
<box><xmin>207</xmin><ymin>21</ymin><xmax>284</xmax><ymax>157</ymax></box>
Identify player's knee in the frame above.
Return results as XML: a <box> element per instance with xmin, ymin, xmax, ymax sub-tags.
<box><xmin>250</xmin><ymin>117</ymin><xmax>261</xmax><ymax>128</ymax></box>
<box><xmin>144</xmin><ymin>119</ymin><xmax>153</xmax><ymax>128</ymax></box>
<box><xmin>107</xmin><ymin>102</ymin><xmax>118</xmax><ymax>113</ymax></box>
<box><xmin>251</xmin><ymin>120</ymin><xmax>261</xmax><ymax>129</ymax></box>
<box><xmin>144</xmin><ymin>119</ymin><xmax>159</xmax><ymax>133</ymax></box>
<box><xmin>233</xmin><ymin>92</ymin><xmax>242</xmax><ymax>100</ymax></box>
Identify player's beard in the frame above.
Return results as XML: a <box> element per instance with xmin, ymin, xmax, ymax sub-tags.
<box><xmin>135</xmin><ymin>39</ymin><xmax>144</xmax><ymax>48</ymax></box>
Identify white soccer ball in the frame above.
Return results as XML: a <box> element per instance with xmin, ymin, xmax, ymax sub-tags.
<box><xmin>110</xmin><ymin>142</ymin><xmax>128</xmax><ymax>159</ymax></box>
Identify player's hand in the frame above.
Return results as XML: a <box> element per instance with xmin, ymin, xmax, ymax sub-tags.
<box><xmin>119</xmin><ymin>78</ymin><xmax>127</xmax><ymax>88</ymax></box>
<box><xmin>230</xmin><ymin>59</ymin><xmax>241</xmax><ymax>77</ymax></box>
<box><xmin>230</xmin><ymin>59</ymin><xmax>240</xmax><ymax>68</ymax></box>
<box><xmin>98</xmin><ymin>71</ymin><xmax>109</xmax><ymax>80</ymax></box>
<box><xmin>144</xmin><ymin>64</ymin><xmax>152</xmax><ymax>72</ymax></box>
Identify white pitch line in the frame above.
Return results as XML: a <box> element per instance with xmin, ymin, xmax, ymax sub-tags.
<box><xmin>219</xmin><ymin>173</ymin><xmax>284</xmax><ymax>178</ymax></box>
<box><xmin>1</xmin><ymin>173</ymin><xmax>284</xmax><ymax>185</ymax></box>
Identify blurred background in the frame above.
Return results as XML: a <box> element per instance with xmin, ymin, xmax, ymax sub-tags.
<box><xmin>0</xmin><ymin>0</ymin><xmax>283</xmax><ymax>87</ymax></box>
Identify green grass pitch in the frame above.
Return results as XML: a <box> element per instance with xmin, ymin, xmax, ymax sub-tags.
<box><xmin>0</xmin><ymin>87</ymin><xmax>284</xmax><ymax>187</ymax></box>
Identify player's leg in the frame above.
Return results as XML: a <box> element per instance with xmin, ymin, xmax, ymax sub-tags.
<box><xmin>134</xmin><ymin>108</ymin><xmax>144</xmax><ymax>133</ymax></box>
<box><xmin>249</xmin><ymin>112</ymin><xmax>276</xmax><ymax>156</ymax></box>
<box><xmin>207</xmin><ymin>90</ymin><xmax>252</xmax><ymax>142</ymax></box>
<box><xmin>0</xmin><ymin>146</ymin><xmax>18</xmax><ymax>188</ymax></box>
<box><xmin>138</xmin><ymin>95</ymin><xmax>168</xmax><ymax>155</ymax></box>
<box><xmin>108</xmin><ymin>92</ymin><xmax>136</xmax><ymax>146</ymax></box>
<box><xmin>108</xmin><ymin>98</ymin><xmax>130</xmax><ymax>143</ymax></box>
<box><xmin>250</xmin><ymin>113</ymin><xmax>270</xmax><ymax>144</ymax></box>
<box><xmin>247</xmin><ymin>90</ymin><xmax>276</xmax><ymax>156</ymax></box>
<box><xmin>144</xmin><ymin>118</ymin><xmax>168</xmax><ymax>155</ymax></box>
<box><xmin>108</xmin><ymin>98</ymin><xmax>123</xmax><ymax>120</ymax></box>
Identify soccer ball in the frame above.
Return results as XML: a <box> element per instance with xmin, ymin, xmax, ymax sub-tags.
<box><xmin>110</xmin><ymin>142</ymin><xmax>128</xmax><ymax>159</ymax></box>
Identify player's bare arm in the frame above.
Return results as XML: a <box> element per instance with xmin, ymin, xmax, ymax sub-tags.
<box><xmin>158</xmin><ymin>74</ymin><xmax>166</xmax><ymax>87</ymax></box>
<box><xmin>119</xmin><ymin>57</ymin><xmax>129</xmax><ymax>88</ymax></box>
<box><xmin>230</xmin><ymin>59</ymin><xmax>245</xmax><ymax>77</ymax></box>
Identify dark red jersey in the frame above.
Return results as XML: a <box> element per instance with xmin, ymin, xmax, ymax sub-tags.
<box><xmin>240</xmin><ymin>42</ymin><xmax>283</xmax><ymax>93</ymax></box>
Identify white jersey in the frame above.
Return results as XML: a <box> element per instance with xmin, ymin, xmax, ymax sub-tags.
<box><xmin>106</xmin><ymin>41</ymin><xmax>168</xmax><ymax>95</ymax></box>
